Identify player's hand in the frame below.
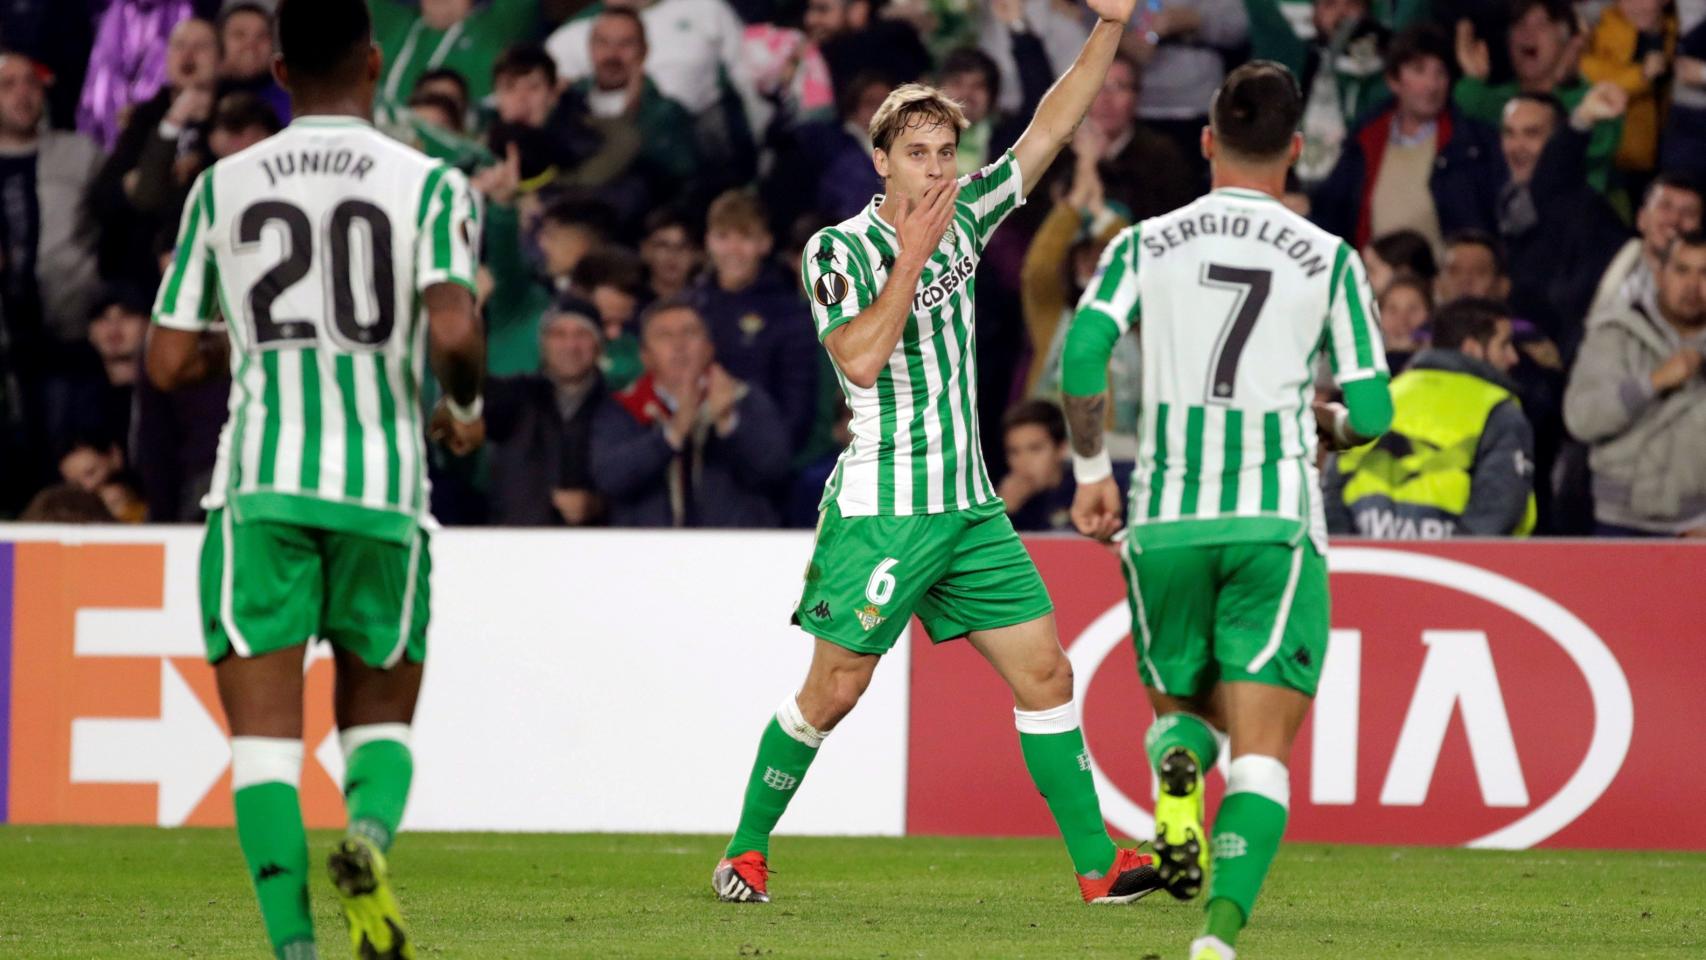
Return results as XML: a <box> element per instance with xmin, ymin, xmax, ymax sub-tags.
<box><xmin>429</xmin><ymin>399</ymin><xmax>486</xmax><ymax>456</ymax></box>
<box><xmin>1651</xmin><ymin>347</ymin><xmax>1703</xmax><ymax>394</ymax></box>
<box><xmin>1312</xmin><ymin>400</ymin><xmax>1355</xmax><ymax>452</ymax></box>
<box><xmin>1071</xmin><ymin>476</ymin><xmax>1124</xmax><ymax>542</ymax></box>
<box><xmin>1454</xmin><ymin>20</ymin><xmax>1491</xmax><ymax>81</ymax></box>
<box><xmin>1085</xmin><ymin>0</ymin><xmax>1135</xmax><ymax>26</ymax></box>
<box><xmin>1573</xmin><ymin>81</ymin><xmax>1629</xmax><ymax>128</ymax></box>
<box><xmin>896</xmin><ymin>178</ymin><xmax>958</xmax><ymax>268</ymax></box>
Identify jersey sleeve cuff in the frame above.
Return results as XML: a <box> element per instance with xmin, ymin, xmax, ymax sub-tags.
<box><xmin>419</xmin><ymin>272</ymin><xmax>478</xmax><ymax>296</ymax></box>
<box><xmin>151</xmin><ymin>312</ymin><xmax>212</xmax><ymax>332</ymax></box>
<box><xmin>816</xmin><ymin>313</ymin><xmax>855</xmax><ymax>343</ymax></box>
<box><xmin>1333</xmin><ymin>368</ymin><xmax>1387</xmax><ymax>385</ymax></box>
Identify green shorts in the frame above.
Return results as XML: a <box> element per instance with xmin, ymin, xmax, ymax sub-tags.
<box><xmin>793</xmin><ymin>500</ymin><xmax>1054</xmax><ymax>655</ymax></box>
<box><xmin>199</xmin><ymin>508</ymin><xmax>431</xmax><ymax>668</ymax></box>
<box><xmin>1120</xmin><ymin>540</ymin><xmax>1328</xmax><ymax>697</ymax></box>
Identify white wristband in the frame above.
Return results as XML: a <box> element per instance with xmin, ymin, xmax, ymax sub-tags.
<box><xmin>446</xmin><ymin>394</ymin><xmax>483</xmax><ymax>424</ymax></box>
<box><xmin>1072</xmin><ymin>449</ymin><xmax>1113</xmax><ymax>484</ymax></box>
<box><xmin>1329</xmin><ymin>403</ymin><xmax>1356</xmax><ymax>447</ymax></box>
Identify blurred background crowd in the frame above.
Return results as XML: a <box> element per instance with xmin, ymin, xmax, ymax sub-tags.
<box><xmin>0</xmin><ymin>0</ymin><xmax>1702</xmax><ymax>538</ymax></box>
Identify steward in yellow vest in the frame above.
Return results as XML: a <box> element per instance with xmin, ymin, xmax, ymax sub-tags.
<box><xmin>1323</xmin><ymin>299</ymin><xmax>1537</xmax><ymax>537</ymax></box>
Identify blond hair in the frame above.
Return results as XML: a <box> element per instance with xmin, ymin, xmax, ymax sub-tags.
<box><xmin>706</xmin><ymin>188</ymin><xmax>769</xmax><ymax>235</ymax></box>
<box><xmin>868</xmin><ymin>83</ymin><xmax>969</xmax><ymax>153</ymax></box>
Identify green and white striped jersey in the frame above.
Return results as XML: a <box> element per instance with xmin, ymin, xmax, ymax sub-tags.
<box><xmin>153</xmin><ymin>116</ymin><xmax>479</xmax><ymax>544</ymax></box>
<box><xmin>1074</xmin><ymin>188</ymin><xmax>1387</xmax><ymax>552</ymax></box>
<box><xmin>803</xmin><ymin>150</ymin><xmax>1026</xmax><ymax>517</ymax></box>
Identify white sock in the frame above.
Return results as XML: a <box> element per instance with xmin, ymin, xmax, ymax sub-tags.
<box><xmin>229</xmin><ymin>737</ymin><xmax>302</xmax><ymax>791</ymax></box>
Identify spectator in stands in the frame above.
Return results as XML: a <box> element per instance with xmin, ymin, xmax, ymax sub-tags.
<box><xmin>487</xmin><ymin>302</ymin><xmax>609</xmax><ymax>526</ymax></box>
<box><xmin>979</xmin><ymin>0</ymin><xmax>1092</xmax><ymax>119</ymax></box>
<box><xmin>806</xmin><ymin>0</ymin><xmax>933</xmax><ymax>93</ymax></box>
<box><xmin>1580</xmin><ymin>0</ymin><xmax>1677</xmax><ymax>186</ymax></box>
<box><xmin>770</xmin><ymin>71</ymin><xmax>889</xmax><ymax>223</ymax></box>
<box><xmin>414</xmin><ymin>67</ymin><xmax>471</xmax><ymax>125</ymax></box>
<box><xmin>1378</xmin><ymin>274</ymin><xmax>1434</xmax><ymax>373</ymax></box>
<box><xmin>936</xmin><ymin>45</ymin><xmax>1040</xmax><ymax>175</ymax></box>
<box><xmin>89</xmin><ymin>16</ymin><xmax>220</xmax><ymax>292</ymax></box>
<box><xmin>1325</xmin><ymin>298</ymin><xmax>1536</xmax><ymax>538</ymax></box>
<box><xmin>1246</xmin><ymin>0</ymin><xmax>1403</xmax><ymax>189</ymax></box>
<box><xmin>1590</xmin><ymin>173</ymin><xmax>1703</xmax><ymax>319</ymax></box>
<box><xmin>371</xmin><ymin>0</ymin><xmax>535</xmax><ymax>113</ymax></box>
<box><xmin>999</xmin><ymin>399</ymin><xmax>1077</xmax><ymax>532</ymax></box>
<box><xmin>1454</xmin><ymin>0</ymin><xmax>1624</xmax><ymax>193</ymax></box>
<box><xmin>77</xmin><ymin>0</ymin><xmax>195</xmax><ymax>150</ymax></box>
<box><xmin>535</xmin><ymin>196</ymin><xmax>615</xmax><ymax>299</ymax></box>
<box><xmin>0</xmin><ymin>53</ymin><xmax>103</xmax><ymax>345</ymax></box>
<box><xmin>489</xmin><ymin>44</ymin><xmax>639</xmax><ymax>195</ymax></box>
<box><xmin>1565</xmin><ymin>231</ymin><xmax>1706</xmax><ymax>537</ymax></box>
<box><xmin>559</xmin><ymin>8</ymin><xmax>701</xmax><ymax>204</ymax></box>
<box><xmin>590</xmin><ymin>297</ymin><xmax>789</xmax><ymax>527</ymax></box>
<box><xmin>56</xmin><ymin>432</ymin><xmax>145</xmax><ymax>522</ymax></box>
<box><xmin>2</xmin><ymin>0</ymin><xmax>96</xmax><ymax>136</ymax></box>
<box><xmin>640</xmin><ymin>209</ymin><xmax>703</xmax><ymax>303</ymax></box>
<box><xmin>570</xmin><ymin>247</ymin><xmax>647</xmax><ymax>390</ymax></box>
<box><xmin>741</xmin><ymin>8</ymin><xmax>835</xmax><ymax>138</ymax></box>
<box><xmin>19</xmin><ymin>483</ymin><xmax>115</xmax><ymax>523</ymax></box>
<box><xmin>1498</xmin><ymin>88</ymin><xmax>1632</xmax><ymax>359</ymax></box>
<box><xmin>1313</xmin><ymin>25</ymin><xmax>1503</xmax><ymax>250</ymax></box>
<box><xmin>130</xmin><ymin>91</ymin><xmax>280</xmax><ymax>247</ymax></box>
<box><xmin>689</xmin><ymin>190</ymin><xmax>817</xmax><ymax>452</ymax></box>
<box><xmin>1125</xmin><ymin>0</ymin><xmax>1249</xmax><ymax>183</ymax></box>
<box><xmin>1071</xmin><ymin>53</ymin><xmax>1196</xmax><ymax>224</ymax></box>
<box><xmin>214</xmin><ymin>1</ymin><xmax>289</xmax><ymax>123</ymax></box>
<box><xmin>1363</xmin><ymin>227</ymin><xmax>1438</xmax><ymax>295</ymax></box>
<box><xmin>44</xmin><ymin>286</ymin><xmax>149</xmax><ymax>464</ymax></box>
<box><xmin>1437</xmin><ymin>229</ymin><xmax>1512</xmax><ymax>304</ymax></box>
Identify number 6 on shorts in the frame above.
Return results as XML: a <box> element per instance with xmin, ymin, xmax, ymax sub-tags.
<box><xmin>865</xmin><ymin>557</ymin><xmax>899</xmax><ymax>605</ymax></box>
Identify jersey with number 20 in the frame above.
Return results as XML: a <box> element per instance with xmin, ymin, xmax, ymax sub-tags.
<box><xmin>1075</xmin><ymin>188</ymin><xmax>1387</xmax><ymax>553</ymax></box>
<box><xmin>152</xmin><ymin>116</ymin><xmax>479</xmax><ymax>544</ymax></box>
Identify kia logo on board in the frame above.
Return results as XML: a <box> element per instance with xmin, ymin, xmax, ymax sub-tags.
<box><xmin>1069</xmin><ymin>548</ymin><xmax>1634</xmax><ymax>850</ymax></box>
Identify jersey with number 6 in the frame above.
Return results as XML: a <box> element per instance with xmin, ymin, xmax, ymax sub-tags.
<box><xmin>152</xmin><ymin>116</ymin><xmax>479</xmax><ymax>544</ymax></box>
<box><xmin>1074</xmin><ymin>188</ymin><xmax>1387</xmax><ymax>552</ymax></box>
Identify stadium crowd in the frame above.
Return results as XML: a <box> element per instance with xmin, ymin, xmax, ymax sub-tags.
<box><xmin>0</xmin><ymin>0</ymin><xmax>1703</xmax><ymax>537</ymax></box>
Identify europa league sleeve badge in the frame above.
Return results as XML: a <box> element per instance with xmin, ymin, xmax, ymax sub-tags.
<box><xmin>813</xmin><ymin>271</ymin><xmax>850</xmax><ymax>307</ymax></box>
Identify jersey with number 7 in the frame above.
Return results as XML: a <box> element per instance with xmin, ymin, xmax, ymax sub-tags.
<box><xmin>152</xmin><ymin>116</ymin><xmax>479</xmax><ymax>543</ymax></box>
<box><xmin>1073</xmin><ymin>188</ymin><xmax>1387</xmax><ymax>554</ymax></box>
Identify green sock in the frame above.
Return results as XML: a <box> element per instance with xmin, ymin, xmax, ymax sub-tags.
<box><xmin>726</xmin><ymin>699</ymin><xmax>823</xmax><ymax>859</ymax></box>
<box><xmin>233</xmin><ymin>770</ymin><xmax>313</xmax><ymax>957</ymax></box>
<box><xmin>1204</xmin><ymin>755</ymin><xmax>1291</xmax><ymax>947</ymax></box>
<box><xmin>1016</xmin><ymin>704</ymin><xmax>1118</xmax><ymax>877</ymax></box>
<box><xmin>1144</xmin><ymin>711</ymin><xmax>1220</xmax><ymax>773</ymax></box>
<box><xmin>341</xmin><ymin>725</ymin><xmax>415</xmax><ymax>853</ymax></box>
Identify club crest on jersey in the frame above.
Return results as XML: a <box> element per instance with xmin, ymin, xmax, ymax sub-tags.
<box><xmin>814</xmin><ymin>271</ymin><xmax>850</xmax><ymax>307</ymax></box>
<box><xmin>856</xmin><ymin>604</ymin><xmax>886</xmax><ymax>632</ymax></box>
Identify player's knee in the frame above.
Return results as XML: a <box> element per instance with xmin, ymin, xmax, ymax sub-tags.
<box><xmin>1012</xmin><ymin>651</ymin><xmax>1074</xmax><ymax>707</ymax></box>
<box><xmin>824</xmin><ymin>670</ymin><xmax>870</xmax><ymax>719</ymax></box>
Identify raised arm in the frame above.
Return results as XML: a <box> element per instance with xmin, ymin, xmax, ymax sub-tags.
<box><xmin>1009</xmin><ymin>0</ymin><xmax>1135</xmax><ymax>197</ymax></box>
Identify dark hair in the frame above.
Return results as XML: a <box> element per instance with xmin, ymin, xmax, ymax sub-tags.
<box><xmin>20</xmin><ymin>484</ymin><xmax>113</xmax><ymax>523</ymax></box>
<box><xmin>595</xmin><ymin>6</ymin><xmax>647</xmax><ymax>43</ymax></box>
<box><xmin>415</xmin><ymin>67</ymin><xmax>470</xmax><ymax>109</ymax></box>
<box><xmin>571</xmin><ymin>247</ymin><xmax>645</xmax><ymax>298</ymax></box>
<box><xmin>1370</xmin><ymin>229</ymin><xmax>1437</xmax><ymax>282</ymax></box>
<box><xmin>1378</xmin><ymin>274</ymin><xmax>1434</xmax><ymax>315</ymax></box>
<box><xmin>643</xmin><ymin>206</ymin><xmax>698</xmax><ymax>242</ymax></box>
<box><xmin>1509</xmin><ymin>0</ymin><xmax>1576</xmax><ymax>31</ymax></box>
<box><xmin>1003</xmin><ymin>399</ymin><xmax>1067</xmax><ymax>446</ymax></box>
<box><xmin>1443</xmin><ymin>228</ymin><xmax>1507</xmax><ymax>276</ymax></box>
<box><xmin>1384</xmin><ymin>23</ymin><xmax>1451</xmax><ymax>77</ymax></box>
<box><xmin>275</xmin><ymin>0</ymin><xmax>371</xmax><ymax>84</ymax></box>
<box><xmin>218</xmin><ymin>1</ymin><xmax>271</xmax><ymax>31</ymax></box>
<box><xmin>1661</xmin><ymin>229</ymin><xmax>1706</xmax><ymax>264</ymax></box>
<box><xmin>837</xmin><ymin>70</ymin><xmax>891</xmax><ymax>123</ymax></box>
<box><xmin>1507</xmin><ymin>90</ymin><xmax>1566</xmax><ymax>124</ymax></box>
<box><xmin>212</xmin><ymin>90</ymin><xmax>281</xmax><ymax>135</ymax></box>
<box><xmin>1644</xmin><ymin>171</ymin><xmax>1705</xmax><ymax>208</ymax></box>
<box><xmin>940</xmin><ymin>46</ymin><xmax>1001</xmax><ymax>107</ymax></box>
<box><xmin>1210</xmin><ymin>61</ymin><xmax>1302</xmax><ymax>161</ymax></box>
<box><xmin>637</xmin><ymin>292</ymin><xmax>703</xmax><ymax>336</ymax></box>
<box><xmin>541</xmin><ymin>196</ymin><xmax>615</xmax><ymax>237</ymax></box>
<box><xmin>406</xmin><ymin>90</ymin><xmax>465</xmax><ymax>132</ymax></box>
<box><xmin>1431</xmin><ymin>297</ymin><xmax>1509</xmax><ymax>351</ymax></box>
<box><xmin>493</xmin><ymin>43</ymin><xmax>557</xmax><ymax>87</ymax></box>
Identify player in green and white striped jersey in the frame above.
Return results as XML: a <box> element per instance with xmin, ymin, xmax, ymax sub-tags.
<box><xmin>144</xmin><ymin>3</ymin><xmax>484</xmax><ymax>957</ymax></box>
<box><xmin>1060</xmin><ymin>63</ymin><xmax>1394</xmax><ymax>960</ymax></box>
<box><xmin>716</xmin><ymin>0</ymin><xmax>1170</xmax><ymax>914</ymax></box>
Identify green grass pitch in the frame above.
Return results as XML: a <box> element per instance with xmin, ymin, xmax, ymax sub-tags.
<box><xmin>3</xmin><ymin>827</ymin><xmax>1703</xmax><ymax>958</ymax></box>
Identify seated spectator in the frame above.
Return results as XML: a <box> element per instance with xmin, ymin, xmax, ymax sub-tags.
<box><xmin>44</xmin><ymin>286</ymin><xmax>148</xmax><ymax>461</ymax></box>
<box><xmin>1378</xmin><ymin>275</ymin><xmax>1434</xmax><ymax>373</ymax></box>
<box><xmin>489</xmin><ymin>44</ymin><xmax>639</xmax><ymax>194</ymax></box>
<box><xmin>415</xmin><ymin>67</ymin><xmax>472</xmax><ymax>125</ymax></box>
<box><xmin>371</xmin><ymin>0</ymin><xmax>535</xmax><ymax>113</ymax></box>
<box><xmin>19</xmin><ymin>483</ymin><xmax>115</xmax><ymax>523</ymax></box>
<box><xmin>1437</xmin><ymin>229</ymin><xmax>1512</xmax><ymax>304</ymax></box>
<box><xmin>640</xmin><ymin>208</ymin><xmax>703</xmax><ymax>303</ymax></box>
<box><xmin>88</xmin><ymin>16</ymin><xmax>219</xmax><ymax>291</ymax></box>
<box><xmin>1313</xmin><ymin>25</ymin><xmax>1503</xmax><ymax>250</ymax></box>
<box><xmin>1069</xmin><ymin>53</ymin><xmax>1196</xmax><ymax>224</ymax></box>
<box><xmin>214</xmin><ymin>1</ymin><xmax>290</xmax><ymax>124</ymax></box>
<box><xmin>76</xmin><ymin>0</ymin><xmax>194</xmax><ymax>150</ymax></box>
<box><xmin>56</xmin><ymin>433</ymin><xmax>146</xmax><ymax>523</ymax></box>
<box><xmin>570</xmin><ymin>247</ymin><xmax>647</xmax><ymax>389</ymax></box>
<box><xmin>979</xmin><ymin>0</ymin><xmax>1092</xmax><ymax>118</ymax></box>
<box><xmin>1498</xmin><ymin>88</ymin><xmax>1632</xmax><ymax>360</ymax></box>
<box><xmin>487</xmin><ymin>302</ymin><xmax>609</xmax><ymax>526</ymax></box>
<box><xmin>689</xmin><ymin>190</ymin><xmax>818</xmax><ymax>452</ymax></box>
<box><xmin>1325</xmin><ymin>298</ymin><xmax>1536</xmax><ymax>538</ymax></box>
<box><xmin>1245</xmin><ymin>0</ymin><xmax>1400</xmax><ymax>189</ymax></box>
<box><xmin>1564</xmin><ymin>231</ymin><xmax>1706</xmax><ymax>537</ymax></box>
<box><xmin>807</xmin><ymin>0</ymin><xmax>933</xmax><ymax>93</ymax></box>
<box><xmin>589</xmin><ymin>298</ymin><xmax>789</xmax><ymax>527</ymax></box>
<box><xmin>1580</xmin><ymin>0</ymin><xmax>1676</xmax><ymax>185</ymax></box>
<box><xmin>1454</xmin><ymin>0</ymin><xmax>1625</xmax><ymax>193</ymax></box>
<box><xmin>559</xmin><ymin>8</ymin><xmax>702</xmax><ymax>204</ymax></box>
<box><xmin>536</xmin><ymin>196</ymin><xmax>616</xmax><ymax>298</ymax></box>
<box><xmin>1661</xmin><ymin>14</ymin><xmax>1706</xmax><ymax>181</ymax></box>
<box><xmin>1124</xmin><ymin>0</ymin><xmax>1251</xmax><ymax>185</ymax></box>
<box><xmin>999</xmin><ymin>399</ymin><xmax>1076</xmax><ymax>532</ymax></box>
<box><xmin>1363</xmin><ymin>227</ymin><xmax>1438</xmax><ymax>295</ymax></box>
<box><xmin>1589</xmin><ymin>173</ymin><xmax>1703</xmax><ymax>320</ymax></box>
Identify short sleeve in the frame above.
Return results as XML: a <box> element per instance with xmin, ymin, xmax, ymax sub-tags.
<box><xmin>415</xmin><ymin>165</ymin><xmax>481</xmax><ymax>295</ymax></box>
<box><xmin>801</xmin><ymin>228</ymin><xmax>877</xmax><ymax>342</ymax></box>
<box><xmin>152</xmin><ymin>170</ymin><xmax>218</xmax><ymax>332</ymax></box>
<box><xmin>1074</xmin><ymin>225</ymin><xmax>1143</xmax><ymax>335</ymax></box>
<box><xmin>1325</xmin><ymin>242</ymin><xmax>1389</xmax><ymax>385</ymax></box>
<box><xmin>957</xmin><ymin>149</ymin><xmax>1026</xmax><ymax>251</ymax></box>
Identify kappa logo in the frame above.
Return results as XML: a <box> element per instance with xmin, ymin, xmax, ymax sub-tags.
<box><xmin>809</xmin><ymin>600</ymin><xmax>832</xmax><ymax>621</ymax></box>
<box><xmin>856</xmin><ymin>604</ymin><xmax>886</xmax><ymax>632</ymax></box>
<box><xmin>813</xmin><ymin>271</ymin><xmax>850</xmax><ymax>307</ymax></box>
<box><xmin>763</xmin><ymin>767</ymin><xmax>799</xmax><ymax>791</ymax></box>
<box><xmin>255</xmin><ymin>862</ymin><xmax>289</xmax><ymax>882</ymax></box>
<box><xmin>1212</xmin><ymin>833</ymin><xmax>1248</xmax><ymax>860</ymax></box>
